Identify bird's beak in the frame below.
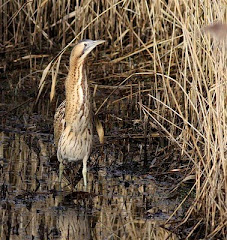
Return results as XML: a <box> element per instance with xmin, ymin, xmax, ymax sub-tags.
<box><xmin>93</xmin><ymin>40</ymin><xmax>106</xmax><ymax>46</ymax></box>
<box><xmin>84</xmin><ymin>40</ymin><xmax>106</xmax><ymax>54</ymax></box>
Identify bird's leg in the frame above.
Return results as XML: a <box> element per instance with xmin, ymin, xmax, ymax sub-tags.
<box><xmin>59</xmin><ymin>161</ymin><xmax>64</xmax><ymax>188</ymax></box>
<box><xmin>82</xmin><ymin>155</ymin><xmax>89</xmax><ymax>190</ymax></box>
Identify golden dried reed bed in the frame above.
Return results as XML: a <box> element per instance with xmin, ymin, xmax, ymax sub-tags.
<box><xmin>1</xmin><ymin>0</ymin><xmax>226</xmax><ymax>239</ymax></box>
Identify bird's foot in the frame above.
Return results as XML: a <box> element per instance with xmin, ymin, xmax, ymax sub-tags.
<box><xmin>82</xmin><ymin>164</ymin><xmax>87</xmax><ymax>191</ymax></box>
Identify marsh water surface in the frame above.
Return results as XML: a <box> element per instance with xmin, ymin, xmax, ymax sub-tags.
<box><xmin>0</xmin><ymin>129</ymin><xmax>181</xmax><ymax>240</ymax></box>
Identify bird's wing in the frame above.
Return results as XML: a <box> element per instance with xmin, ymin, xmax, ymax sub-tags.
<box><xmin>54</xmin><ymin>100</ymin><xmax>66</xmax><ymax>147</ymax></box>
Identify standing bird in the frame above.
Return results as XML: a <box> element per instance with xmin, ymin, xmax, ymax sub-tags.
<box><xmin>54</xmin><ymin>39</ymin><xmax>105</xmax><ymax>188</ymax></box>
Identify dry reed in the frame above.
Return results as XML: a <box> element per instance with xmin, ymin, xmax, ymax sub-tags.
<box><xmin>1</xmin><ymin>0</ymin><xmax>226</xmax><ymax>239</ymax></box>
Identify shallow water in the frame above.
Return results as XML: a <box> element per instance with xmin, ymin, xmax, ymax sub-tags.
<box><xmin>0</xmin><ymin>130</ymin><xmax>180</xmax><ymax>240</ymax></box>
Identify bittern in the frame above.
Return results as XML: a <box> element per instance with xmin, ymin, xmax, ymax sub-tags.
<box><xmin>54</xmin><ymin>39</ymin><xmax>105</xmax><ymax>188</ymax></box>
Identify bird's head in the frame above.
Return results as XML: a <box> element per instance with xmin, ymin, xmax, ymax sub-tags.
<box><xmin>69</xmin><ymin>39</ymin><xmax>105</xmax><ymax>66</ymax></box>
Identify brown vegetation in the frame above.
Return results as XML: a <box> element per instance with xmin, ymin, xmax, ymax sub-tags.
<box><xmin>1</xmin><ymin>0</ymin><xmax>226</xmax><ymax>239</ymax></box>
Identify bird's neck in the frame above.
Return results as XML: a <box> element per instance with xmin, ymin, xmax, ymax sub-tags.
<box><xmin>65</xmin><ymin>60</ymin><xmax>91</xmax><ymax>126</ymax></box>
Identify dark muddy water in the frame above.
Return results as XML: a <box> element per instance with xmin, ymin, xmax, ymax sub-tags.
<box><xmin>0</xmin><ymin>130</ymin><xmax>180</xmax><ymax>240</ymax></box>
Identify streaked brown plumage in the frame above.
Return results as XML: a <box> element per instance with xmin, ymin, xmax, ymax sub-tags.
<box><xmin>54</xmin><ymin>39</ymin><xmax>105</xmax><ymax>188</ymax></box>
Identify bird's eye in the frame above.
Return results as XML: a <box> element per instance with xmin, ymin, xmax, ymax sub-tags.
<box><xmin>84</xmin><ymin>43</ymin><xmax>87</xmax><ymax>47</ymax></box>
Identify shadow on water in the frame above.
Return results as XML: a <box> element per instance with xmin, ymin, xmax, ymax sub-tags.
<box><xmin>0</xmin><ymin>131</ymin><xmax>181</xmax><ymax>240</ymax></box>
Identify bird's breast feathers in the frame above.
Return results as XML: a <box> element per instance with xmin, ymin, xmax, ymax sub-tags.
<box><xmin>57</xmin><ymin>118</ymin><xmax>93</xmax><ymax>162</ymax></box>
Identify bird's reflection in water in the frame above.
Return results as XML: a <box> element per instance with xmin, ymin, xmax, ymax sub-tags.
<box><xmin>58</xmin><ymin>208</ymin><xmax>91</xmax><ymax>240</ymax></box>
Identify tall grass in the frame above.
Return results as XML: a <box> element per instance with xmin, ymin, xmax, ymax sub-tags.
<box><xmin>141</xmin><ymin>21</ymin><xmax>227</xmax><ymax>238</ymax></box>
<box><xmin>1</xmin><ymin>0</ymin><xmax>226</xmax><ymax>238</ymax></box>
